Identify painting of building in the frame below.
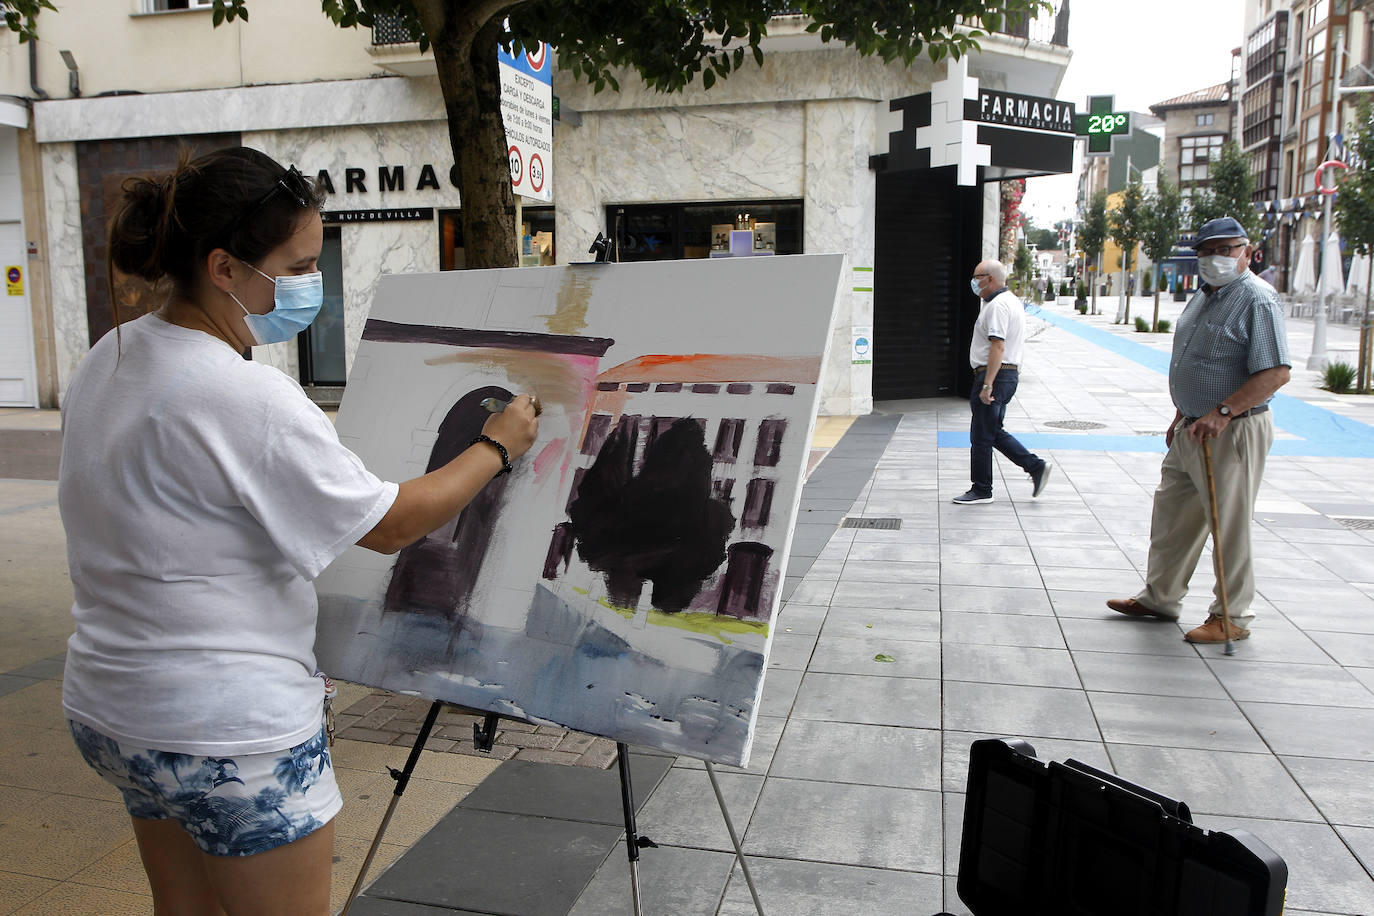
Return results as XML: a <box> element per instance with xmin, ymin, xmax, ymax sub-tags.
<box><xmin>313</xmin><ymin>255</ymin><xmax>843</xmax><ymax>765</ymax></box>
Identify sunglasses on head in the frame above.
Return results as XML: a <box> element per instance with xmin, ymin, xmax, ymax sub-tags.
<box><xmin>222</xmin><ymin>165</ymin><xmax>312</xmax><ymax>238</ymax></box>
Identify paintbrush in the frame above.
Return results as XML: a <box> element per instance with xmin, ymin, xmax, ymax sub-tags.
<box><xmin>481</xmin><ymin>396</ymin><xmax>542</xmax><ymax>417</ymax></box>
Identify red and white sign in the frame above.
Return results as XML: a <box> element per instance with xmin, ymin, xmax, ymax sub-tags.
<box><xmin>529</xmin><ymin>154</ymin><xmax>545</xmax><ymax>194</ymax></box>
<box><xmin>498</xmin><ymin>38</ymin><xmax>554</xmax><ymax>203</ymax></box>
<box><xmin>509</xmin><ymin>145</ymin><xmax>523</xmax><ymax>188</ymax></box>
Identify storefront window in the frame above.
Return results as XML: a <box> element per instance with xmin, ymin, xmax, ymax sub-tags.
<box><xmin>439</xmin><ymin>207</ymin><xmax>555</xmax><ymax>270</ymax></box>
<box><xmin>299</xmin><ymin>226</ymin><xmax>346</xmax><ymax>385</ymax></box>
<box><xmin>610</xmin><ymin>201</ymin><xmax>803</xmax><ymax>262</ymax></box>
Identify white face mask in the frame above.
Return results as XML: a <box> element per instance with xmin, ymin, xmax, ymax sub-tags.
<box><xmin>1198</xmin><ymin>254</ymin><xmax>1241</xmax><ymax>288</ymax></box>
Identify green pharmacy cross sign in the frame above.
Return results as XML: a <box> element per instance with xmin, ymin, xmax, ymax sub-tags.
<box><xmin>1074</xmin><ymin>95</ymin><xmax>1130</xmax><ymax>154</ymax></box>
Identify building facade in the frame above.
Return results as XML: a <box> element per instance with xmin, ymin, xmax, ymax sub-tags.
<box><xmin>2</xmin><ymin>2</ymin><xmax>1070</xmax><ymax>411</ymax></box>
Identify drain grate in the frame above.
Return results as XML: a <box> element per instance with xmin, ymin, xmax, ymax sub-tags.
<box><xmin>1134</xmin><ymin>430</ymin><xmax>1166</xmax><ymax>436</ymax></box>
<box><xmin>1044</xmin><ymin>419</ymin><xmax>1108</xmax><ymax>430</ymax></box>
<box><xmin>1333</xmin><ymin>517</ymin><xmax>1374</xmax><ymax>530</ymax></box>
<box><xmin>841</xmin><ymin>517</ymin><xmax>903</xmax><ymax>530</ymax></box>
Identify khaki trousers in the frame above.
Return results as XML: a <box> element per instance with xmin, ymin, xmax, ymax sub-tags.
<box><xmin>1135</xmin><ymin>412</ymin><xmax>1273</xmax><ymax>625</ymax></box>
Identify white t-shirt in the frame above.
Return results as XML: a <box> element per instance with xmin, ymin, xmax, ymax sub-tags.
<box><xmin>969</xmin><ymin>288</ymin><xmax>1028</xmax><ymax>368</ymax></box>
<box><xmin>60</xmin><ymin>313</ymin><xmax>398</xmax><ymax>756</ymax></box>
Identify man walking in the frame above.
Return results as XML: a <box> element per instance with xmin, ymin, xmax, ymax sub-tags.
<box><xmin>953</xmin><ymin>259</ymin><xmax>1052</xmax><ymax>505</ymax></box>
<box><xmin>1107</xmin><ymin>217</ymin><xmax>1291</xmax><ymax>643</ymax></box>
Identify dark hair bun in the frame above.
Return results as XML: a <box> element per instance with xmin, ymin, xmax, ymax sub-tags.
<box><xmin>107</xmin><ymin>174</ymin><xmax>175</xmax><ymax>284</ymax></box>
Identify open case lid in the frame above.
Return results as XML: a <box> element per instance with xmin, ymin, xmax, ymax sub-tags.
<box><xmin>956</xmin><ymin>738</ymin><xmax>1288</xmax><ymax>916</ymax></box>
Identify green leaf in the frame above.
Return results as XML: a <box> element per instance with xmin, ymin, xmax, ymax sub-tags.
<box><xmin>212</xmin><ymin>5</ymin><xmax>224</xmax><ymax>26</ymax></box>
<box><xmin>874</xmin><ymin>653</ymin><xmax>896</xmax><ymax>663</ymax></box>
<box><xmin>702</xmin><ymin>68</ymin><xmax>715</xmax><ymax>90</ymax></box>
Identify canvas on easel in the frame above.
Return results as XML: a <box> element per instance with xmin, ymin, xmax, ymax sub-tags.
<box><xmin>314</xmin><ymin>254</ymin><xmax>843</xmax><ymax>766</ymax></box>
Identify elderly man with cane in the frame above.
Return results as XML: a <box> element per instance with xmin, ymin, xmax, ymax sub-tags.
<box><xmin>1106</xmin><ymin>217</ymin><xmax>1291</xmax><ymax>645</ymax></box>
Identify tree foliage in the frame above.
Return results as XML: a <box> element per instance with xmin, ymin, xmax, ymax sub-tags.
<box><xmin>12</xmin><ymin>0</ymin><xmax>1054</xmax><ymax>269</ymax></box>
<box><xmin>1078</xmin><ymin>189</ymin><xmax>1109</xmax><ymax>311</ymax></box>
<box><xmin>1109</xmin><ymin>178</ymin><xmax>1146</xmax><ymax>322</ymax></box>
<box><xmin>1</xmin><ymin>0</ymin><xmax>53</xmax><ymax>41</ymax></box>
<box><xmin>1189</xmin><ymin>141</ymin><xmax>1259</xmax><ymax>240</ymax></box>
<box><xmin>1140</xmin><ymin>172</ymin><xmax>1182</xmax><ymax>332</ymax></box>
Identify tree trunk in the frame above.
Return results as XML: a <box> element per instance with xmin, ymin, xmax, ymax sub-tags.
<box><xmin>416</xmin><ymin>1</ymin><xmax>522</xmax><ymax>271</ymax></box>
<box><xmin>1362</xmin><ymin>256</ymin><xmax>1373</xmax><ymax>393</ymax></box>
<box><xmin>1152</xmin><ymin>264</ymin><xmax>1162</xmax><ymax>332</ymax></box>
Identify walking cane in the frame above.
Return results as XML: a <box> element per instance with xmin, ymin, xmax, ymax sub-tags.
<box><xmin>1201</xmin><ymin>439</ymin><xmax>1237</xmax><ymax>656</ymax></box>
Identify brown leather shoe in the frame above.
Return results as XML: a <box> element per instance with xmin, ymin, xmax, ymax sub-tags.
<box><xmin>1183</xmin><ymin>616</ymin><xmax>1250</xmax><ymax>644</ymax></box>
<box><xmin>1106</xmin><ymin>597</ymin><xmax>1176</xmax><ymax>620</ymax></box>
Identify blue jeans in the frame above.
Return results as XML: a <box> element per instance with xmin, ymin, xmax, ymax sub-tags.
<box><xmin>968</xmin><ymin>368</ymin><xmax>1043</xmax><ymax>496</ymax></box>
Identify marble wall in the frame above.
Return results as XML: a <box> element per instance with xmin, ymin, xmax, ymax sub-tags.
<box><xmin>40</xmin><ymin>143</ymin><xmax>87</xmax><ymax>398</ymax></box>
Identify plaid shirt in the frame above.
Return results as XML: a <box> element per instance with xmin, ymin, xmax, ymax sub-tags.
<box><xmin>1169</xmin><ymin>271</ymin><xmax>1290</xmax><ymax>418</ymax></box>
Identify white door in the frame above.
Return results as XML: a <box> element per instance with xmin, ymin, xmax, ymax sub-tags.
<box><xmin>0</xmin><ymin>126</ymin><xmax>38</xmax><ymax>408</ymax></box>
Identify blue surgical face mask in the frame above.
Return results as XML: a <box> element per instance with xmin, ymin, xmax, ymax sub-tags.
<box><xmin>230</xmin><ymin>261</ymin><xmax>324</xmax><ymax>346</ymax></box>
<box><xmin>970</xmin><ymin>278</ymin><xmax>984</xmax><ymax>296</ymax></box>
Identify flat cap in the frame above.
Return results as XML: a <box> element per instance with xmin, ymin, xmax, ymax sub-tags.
<box><xmin>1192</xmin><ymin>216</ymin><xmax>1248</xmax><ymax>246</ymax></box>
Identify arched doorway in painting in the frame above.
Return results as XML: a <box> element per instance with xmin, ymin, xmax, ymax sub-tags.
<box><xmin>383</xmin><ymin>385</ymin><xmax>514</xmax><ymax>619</ymax></box>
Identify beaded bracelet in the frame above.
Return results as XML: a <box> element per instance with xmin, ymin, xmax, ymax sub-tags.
<box><xmin>470</xmin><ymin>434</ymin><xmax>513</xmax><ymax>476</ymax></box>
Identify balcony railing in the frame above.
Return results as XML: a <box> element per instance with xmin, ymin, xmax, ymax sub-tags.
<box><xmin>372</xmin><ymin>3</ymin><xmax>1069</xmax><ymax>49</ymax></box>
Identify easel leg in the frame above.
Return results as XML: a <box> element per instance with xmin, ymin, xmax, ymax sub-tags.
<box><xmin>341</xmin><ymin>699</ymin><xmax>444</xmax><ymax>916</ymax></box>
<box><xmin>705</xmin><ymin>761</ymin><xmax>765</xmax><ymax>916</ymax></box>
<box><xmin>616</xmin><ymin>742</ymin><xmax>646</xmax><ymax>916</ymax></box>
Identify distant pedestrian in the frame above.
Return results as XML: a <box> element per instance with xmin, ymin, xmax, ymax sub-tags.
<box><xmin>1127</xmin><ymin>274</ymin><xmax>1136</xmax><ymax>295</ymax></box>
<box><xmin>1259</xmin><ymin>263</ymin><xmax>1279</xmax><ymax>287</ymax></box>
<box><xmin>953</xmin><ymin>259</ymin><xmax>1052</xmax><ymax>505</ymax></box>
<box><xmin>1034</xmin><ymin>274</ymin><xmax>1048</xmax><ymax>303</ymax></box>
<box><xmin>1106</xmin><ymin>217</ymin><xmax>1290</xmax><ymax>643</ymax></box>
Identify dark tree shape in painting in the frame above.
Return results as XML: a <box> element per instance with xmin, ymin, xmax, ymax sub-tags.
<box><xmin>568</xmin><ymin>417</ymin><xmax>735</xmax><ymax>613</ymax></box>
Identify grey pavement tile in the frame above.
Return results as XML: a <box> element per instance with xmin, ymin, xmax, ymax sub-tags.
<box><xmin>1190</xmin><ymin>815</ymin><xmax>1374</xmax><ymax>915</ymax></box>
<box><xmin>941</xmin><ymin>732</ymin><xmax>1112</xmax><ymax>792</ymax></box>
<box><xmin>1105</xmin><ymin>744</ymin><xmax>1321</xmax><ymax>821</ymax></box>
<box><xmin>787</xmin><ymin>577</ymin><xmax>838</xmax><ymax>606</ymax></box>
<box><xmin>939</xmin><ymin>543</ymin><xmax>1037</xmax><ymax>566</ymax></box>
<box><xmin>675</xmin><ymin>715</ymin><xmax>786</xmax><ymax>776</ymax></box>
<box><xmin>942</xmin><ymin>644</ymin><xmax>1081</xmax><ymax>689</ymax></box>
<box><xmin>459</xmin><ymin>756</ymin><xmax>673</xmax><ymax>824</ymax></box>
<box><xmin>1072</xmin><ymin>650</ymin><xmax>1228</xmax><ymax>699</ymax></box>
<box><xmin>743</xmin><ymin>777</ymin><xmax>944</xmax><ymax>872</ymax></box>
<box><xmin>0</xmin><ymin>674</ymin><xmax>39</xmax><ymax>698</ymax></box>
<box><xmin>940</xmin><ymin>610</ymin><xmax>1067</xmax><ymax>649</ymax></box>
<box><xmin>1203</xmin><ymin>623</ymin><xmax>1341</xmax><ymax>666</ymax></box>
<box><xmin>774</xmin><ymin>603</ymin><xmax>828</xmax><ymax>637</ymax></box>
<box><xmin>829</xmin><ymin>580</ymin><xmax>940</xmax><ymax>610</ymax></box>
<box><xmin>1352</xmin><ymin>667</ymin><xmax>1374</xmax><ymax>692</ymax></box>
<box><xmin>716</xmin><ymin>856</ymin><xmax>944</xmax><ymax>916</ymax></box>
<box><xmin>569</xmin><ymin>841</ymin><xmax>736</xmax><ymax>916</ymax></box>
<box><xmin>1058</xmin><ymin>617</ymin><xmax>1196</xmax><ymax>657</ymax></box>
<box><xmin>852</xmin><ymin>526</ymin><xmax>938</xmax><ymax>545</ymax></box>
<box><xmin>1030</xmin><ymin>546</ymin><xmax>1137</xmax><ymax>570</ymax></box>
<box><xmin>4</xmin><ymin>656</ymin><xmax>64</xmax><ymax>679</ymax></box>
<box><xmin>364</xmin><ymin>807</ymin><xmax>622</xmax><ymax>915</ymax></box>
<box><xmin>1015</xmin><ymin>514</ymin><xmax>1109</xmax><ymax>534</ymax></box>
<box><xmin>942</xmin><ymin>682</ymin><xmax>1100</xmax><ymax>742</ymax></box>
<box><xmin>1088</xmin><ymin>692</ymin><xmax>1267</xmax><ymax>753</ymax></box>
<box><xmin>840</xmin><ymin>559</ymin><xmax>940</xmax><ymax>583</ymax></box>
<box><xmin>1305</xmin><ymin>631</ymin><xmax>1374</xmax><ymax>667</ymax></box>
<box><xmin>756</xmin><ymin>667</ymin><xmax>803</xmax><ymax>719</ymax></box>
<box><xmin>632</xmin><ymin>768</ymin><xmax>765</xmax><ymax>852</ymax></box>
<box><xmin>1205</xmin><ymin>660</ymin><xmax>1374</xmax><ymax>708</ymax></box>
<box><xmin>808</xmin><ymin>634</ymin><xmax>941</xmax><ymax>679</ymax></box>
<box><xmin>1273</xmin><ymin>602</ymin><xmax>1374</xmax><ymax>635</ymax></box>
<box><xmin>1250</xmin><ymin>557</ymin><xmax>1346</xmax><ymax>581</ymax></box>
<box><xmin>1037</xmin><ymin>564</ymin><xmax>1144</xmax><ymax>594</ymax></box>
<box><xmin>940</xmin><ymin>584</ymin><xmax>1054</xmax><ymax>616</ymax></box>
<box><xmin>940</xmin><ymin>561</ymin><xmax>1045</xmax><ymax>589</ymax></box>
<box><xmin>1257</xmin><ymin>578</ymin><xmax>1374</xmax><ymax>610</ymax></box>
<box><xmin>789</xmin><ymin>557</ymin><xmax>843</xmax><ymax>580</ymax></box>
<box><xmin>1334</xmin><ymin>824</ymin><xmax>1374</xmax><ymax>877</ymax></box>
<box><xmin>1240</xmin><ymin>703</ymin><xmax>1374</xmax><ymax>761</ymax></box>
<box><xmin>943</xmin><ymin>876</ymin><xmax>974</xmax><ymax>916</ymax></box>
<box><xmin>348</xmin><ymin>899</ymin><xmax>490</xmax><ymax>915</ymax></box>
<box><xmin>944</xmin><ymin>791</ymin><xmax>966</xmax><ymax>875</ymax></box>
<box><xmin>769</xmin><ymin>719</ymin><xmax>940</xmax><ymax>790</ymax></box>
<box><xmin>819</xmin><ymin>606</ymin><xmax>940</xmax><ymax>643</ymax></box>
<box><xmin>790</xmin><ymin>672</ymin><xmax>941</xmax><ymax>729</ymax></box>
<box><xmin>1281</xmin><ymin>757</ymin><xmax>1374</xmax><ymax>826</ymax></box>
<box><xmin>765</xmin><ymin>632</ymin><xmax>818</xmax><ymax>671</ymax></box>
<box><xmin>940</xmin><ymin>528</ymin><xmax>1030</xmax><ymax>547</ymax></box>
<box><xmin>844</xmin><ymin>541</ymin><xmax>940</xmax><ymax>562</ymax></box>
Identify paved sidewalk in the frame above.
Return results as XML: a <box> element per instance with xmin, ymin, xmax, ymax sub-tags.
<box><xmin>3</xmin><ymin>292</ymin><xmax>1374</xmax><ymax>914</ymax></box>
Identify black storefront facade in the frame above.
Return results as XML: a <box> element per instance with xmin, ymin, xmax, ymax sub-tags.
<box><xmin>869</xmin><ymin>63</ymin><xmax>1076</xmax><ymax>401</ymax></box>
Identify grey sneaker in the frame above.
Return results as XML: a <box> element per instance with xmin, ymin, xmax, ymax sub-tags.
<box><xmin>952</xmin><ymin>489</ymin><xmax>994</xmax><ymax>505</ymax></box>
<box><xmin>1031</xmin><ymin>461</ymin><xmax>1053</xmax><ymax>498</ymax></box>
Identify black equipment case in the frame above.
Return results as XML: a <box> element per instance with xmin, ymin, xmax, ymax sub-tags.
<box><xmin>955</xmin><ymin>738</ymin><xmax>1288</xmax><ymax>916</ymax></box>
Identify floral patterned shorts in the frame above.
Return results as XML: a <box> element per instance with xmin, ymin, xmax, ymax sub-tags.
<box><xmin>68</xmin><ymin>719</ymin><xmax>343</xmax><ymax>857</ymax></box>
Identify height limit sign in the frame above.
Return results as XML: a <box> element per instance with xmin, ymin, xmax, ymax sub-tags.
<box><xmin>499</xmin><ymin>39</ymin><xmax>554</xmax><ymax>202</ymax></box>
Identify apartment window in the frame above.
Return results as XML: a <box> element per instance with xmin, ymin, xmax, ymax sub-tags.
<box><xmin>146</xmin><ymin>0</ymin><xmax>212</xmax><ymax>9</ymax></box>
<box><xmin>1179</xmin><ymin>135</ymin><xmax>1224</xmax><ymax>184</ymax></box>
<box><xmin>1196</xmin><ymin>113</ymin><xmax>1215</xmax><ymax>126</ymax></box>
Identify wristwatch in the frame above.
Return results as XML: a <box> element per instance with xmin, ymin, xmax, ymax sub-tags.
<box><xmin>1217</xmin><ymin>404</ymin><xmax>1233</xmax><ymax>417</ymax></box>
<box><xmin>982</xmin><ymin>384</ymin><xmax>992</xmax><ymax>390</ymax></box>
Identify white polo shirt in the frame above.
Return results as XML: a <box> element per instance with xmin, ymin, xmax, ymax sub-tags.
<box><xmin>969</xmin><ymin>288</ymin><xmax>1028</xmax><ymax>368</ymax></box>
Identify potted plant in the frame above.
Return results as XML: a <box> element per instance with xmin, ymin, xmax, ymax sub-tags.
<box><xmin>1172</xmin><ymin>275</ymin><xmax>1188</xmax><ymax>302</ymax></box>
<box><xmin>1075</xmin><ymin>281</ymin><xmax>1088</xmax><ymax>313</ymax></box>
